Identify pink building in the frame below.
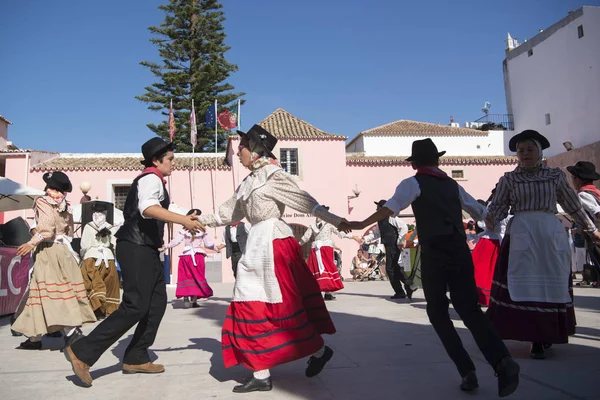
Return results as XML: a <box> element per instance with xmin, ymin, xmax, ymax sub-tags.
<box><xmin>1</xmin><ymin>108</ymin><xmax>518</xmax><ymax>283</ymax></box>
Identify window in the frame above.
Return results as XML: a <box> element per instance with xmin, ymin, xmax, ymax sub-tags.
<box><xmin>280</xmin><ymin>148</ymin><xmax>299</xmax><ymax>175</ymax></box>
<box><xmin>527</xmin><ymin>49</ymin><xmax>533</xmax><ymax>57</ymax></box>
<box><xmin>113</xmin><ymin>185</ymin><xmax>131</xmax><ymax>211</ymax></box>
<box><xmin>451</xmin><ymin>170</ymin><xmax>464</xmax><ymax>179</ymax></box>
<box><xmin>578</xmin><ymin>25</ymin><xmax>584</xmax><ymax>38</ymax></box>
<box><xmin>545</xmin><ymin>113</ymin><xmax>551</xmax><ymax>125</ymax></box>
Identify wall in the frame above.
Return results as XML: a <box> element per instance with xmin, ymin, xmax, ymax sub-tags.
<box><xmin>360</xmin><ymin>132</ymin><xmax>509</xmax><ymax>157</ymax></box>
<box><xmin>0</xmin><ymin>121</ymin><xmax>7</xmax><ymax>149</ymax></box>
<box><xmin>545</xmin><ymin>141</ymin><xmax>600</xmax><ymax>190</ymax></box>
<box><xmin>505</xmin><ymin>7</ymin><xmax>600</xmax><ymax>157</ymax></box>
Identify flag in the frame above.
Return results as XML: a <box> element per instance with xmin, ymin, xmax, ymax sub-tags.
<box><xmin>190</xmin><ymin>100</ymin><xmax>197</xmax><ymax>147</ymax></box>
<box><xmin>217</xmin><ymin>103</ymin><xmax>239</xmax><ymax>130</ymax></box>
<box><xmin>205</xmin><ymin>106</ymin><xmax>217</xmax><ymax>127</ymax></box>
<box><xmin>168</xmin><ymin>99</ymin><xmax>176</xmax><ymax>142</ymax></box>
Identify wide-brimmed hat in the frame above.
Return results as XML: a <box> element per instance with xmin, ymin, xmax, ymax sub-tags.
<box><xmin>508</xmin><ymin>129</ymin><xmax>550</xmax><ymax>152</ymax></box>
<box><xmin>91</xmin><ymin>201</ymin><xmax>110</xmax><ymax>212</ymax></box>
<box><xmin>141</xmin><ymin>137</ymin><xmax>174</xmax><ymax>165</ymax></box>
<box><xmin>43</xmin><ymin>171</ymin><xmax>72</xmax><ymax>193</ymax></box>
<box><xmin>405</xmin><ymin>138</ymin><xmax>446</xmax><ymax>162</ymax></box>
<box><xmin>374</xmin><ymin>199</ymin><xmax>387</xmax><ymax>207</ymax></box>
<box><xmin>567</xmin><ymin>161</ymin><xmax>600</xmax><ymax>181</ymax></box>
<box><xmin>237</xmin><ymin>124</ymin><xmax>277</xmax><ymax>159</ymax></box>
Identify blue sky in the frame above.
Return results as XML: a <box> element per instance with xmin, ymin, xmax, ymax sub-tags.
<box><xmin>1</xmin><ymin>0</ymin><xmax>598</xmax><ymax>153</ymax></box>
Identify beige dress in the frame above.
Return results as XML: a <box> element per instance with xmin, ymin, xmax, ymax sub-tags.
<box><xmin>12</xmin><ymin>196</ymin><xmax>96</xmax><ymax>336</ymax></box>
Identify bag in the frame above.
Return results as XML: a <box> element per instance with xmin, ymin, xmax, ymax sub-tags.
<box><xmin>583</xmin><ymin>245</ymin><xmax>600</xmax><ymax>282</ymax></box>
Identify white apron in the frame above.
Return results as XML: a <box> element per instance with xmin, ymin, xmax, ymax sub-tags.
<box><xmin>312</xmin><ymin>239</ymin><xmax>334</xmax><ymax>274</ymax></box>
<box><xmin>507</xmin><ymin>211</ymin><xmax>571</xmax><ymax>303</ymax></box>
<box><xmin>232</xmin><ymin>218</ymin><xmax>283</xmax><ymax>304</ymax></box>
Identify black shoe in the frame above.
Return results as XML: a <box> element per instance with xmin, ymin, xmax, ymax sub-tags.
<box><xmin>324</xmin><ymin>293</ymin><xmax>335</xmax><ymax>301</ymax></box>
<box><xmin>232</xmin><ymin>376</ymin><xmax>272</xmax><ymax>393</ymax></box>
<box><xmin>390</xmin><ymin>293</ymin><xmax>406</xmax><ymax>299</ymax></box>
<box><xmin>306</xmin><ymin>346</ymin><xmax>333</xmax><ymax>377</ymax></box>
<box><xmin>542</xmin><ymin>343</ymin><xmax>553</xmax><ymax>350</ymax></box>
<box><xmin>18</xmin><ymin>338</ymin><xmax>42</xmax><ymax>350</ymax></box>
<box><xmin>495</xmin><ymin>356</ymin><xmax>520</xmax><ymax>398</ymax></box>
<box><xmin>61</xmin><ymin>328</ymin><xmax>84</xmax><ymax>352</ymax></box>
<box><xmin>405</xmin><ymin>286</ymin><xmax>417</xmax><ymax>300</ymax></box>
<box><xmin>530</xmin><ymin>343</ymin><xmax>546</xmax><ymax>359</ymax></box>
<box><xmin>94</xmin><ymin>310</ymin><xmax>106</xmax><ymax>320</ymax></box>
<box><xmin>460</xmin><ymin>370</ymin><xmax>479</xmax><ymax>391</ymax></box>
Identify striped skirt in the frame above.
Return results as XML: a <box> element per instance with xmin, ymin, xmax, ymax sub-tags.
<box><xmin>175</xmin><ymin>253</ymin><xmax>213</xmax><ymax>299</ymax></box>
<box><xmin>306</xmin><ymin>246</ymin><xmax>344</xmax><ymax>292</ymax></box>
<box><xmin>486</xmin><ymin>234</ymin><xmax>576</xmax><ymax>344</ymax></box>
<box><xmin>222</xmin><ymin>237</ymin><xmax>336</xmax><ymax>371</ymax></box>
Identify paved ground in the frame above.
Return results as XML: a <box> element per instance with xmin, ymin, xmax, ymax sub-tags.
<box><xmin>1</xmin><ymin>281</ymin><xmax>599</xmax><ymax>400</ymax></box>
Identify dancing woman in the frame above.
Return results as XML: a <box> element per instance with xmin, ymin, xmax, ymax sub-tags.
<box><xmin>197</xmin><ymin>124</ymin><xmax>344</xmax><ymax>393</ymax></box>
<box><xmin>486</xmin><ymin>130</ymin><xmax>600</xmax><ymax>359</ymax></box>
<box><xmin>162</xmin><ymin>209</ymin><xmax>214</xmax><ymax>308</ymax></box>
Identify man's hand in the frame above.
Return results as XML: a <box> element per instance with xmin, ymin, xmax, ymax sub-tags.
<box><xmin>16</xmin><ymin>243</ymin><xmax>35</xmax><ymax>257</ymax></box>
<box><xmin>339</xmin><ymin>220</ymin><xmax>365</xmax><ymax>233</ymax></box>
<box><xmin>593</xmin><ymin>231</ymin><xmax>600</xmax><ymax>244</ymax></box>
<box><xmin>181</xmin><ymin>211</ymin><xmax>205</xmax><ymax>233</ymax></box>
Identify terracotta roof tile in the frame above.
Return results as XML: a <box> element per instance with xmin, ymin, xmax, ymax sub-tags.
<box><xmin>258</xmin><ymin>108</ymin><xmax>347</xmax><ymax>140</ymax></box>
<box><xmin>0</xmin><ymin>115</ymin><xmax>13</xmax><ymax>125</ymax></box>
<box><xmin>346</xmin><ymin>153</ymin><xmax>518</xmax><ymax>166</ymax></box>
<box><xmin>31</xmin><ymin>154</ymin><xmax>229</xmax><ymax>172</ymax></box>
<box><xmin>360</xmin><ymin>120</ymin><xmax>488</xmax><ymax>137</ymax></box>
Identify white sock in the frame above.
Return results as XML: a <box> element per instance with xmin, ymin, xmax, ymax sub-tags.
<box><xmin>63</xmin><ymin>327</ymin><xmax>77</xmax><ymax>337</ymax></box>
<box><xmin>312</xmin><ymin>345</ymin><xmax>326</xmax><ymax>358</ymax></box>
<box><xmin>253</xmin><ymin>369</ymin><xmax>270</xmax><ymax>379</ymax></box>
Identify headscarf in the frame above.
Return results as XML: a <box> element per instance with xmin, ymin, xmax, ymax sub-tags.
<box><xmin>516</xmin><ymin>138</ymin><xmax>543</xmax><ymax>173</ymax></box>
<box><xmin>246</xmin><ymin>137</ymin><xmax>280</xmax><ymax>171</ymax></box>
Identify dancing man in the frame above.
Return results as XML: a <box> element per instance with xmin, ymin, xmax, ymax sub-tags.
<box><xmin>64</xmin><ymin>137</ymin><xmax>203</xmax><ymax>387</ymax></box>
<box><xmin>341</xmin><ymin>138</ymin><xmax>520</xmax><ymax>397</ymax></box>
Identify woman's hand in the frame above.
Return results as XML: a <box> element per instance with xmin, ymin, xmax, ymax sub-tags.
<box><xmin>181</xmin><ymin>212</ymin><xmax>205</xmax><ymax>233</ymax></box>
<box><xmin>16</xmin><ymin>243</ymin><xmax>35</xmax><ymax>257</ymax></box>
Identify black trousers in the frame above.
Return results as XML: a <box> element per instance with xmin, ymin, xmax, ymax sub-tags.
<box><xmin>420</xmin><ymin>235</ymin><xmax>509</xmax><ymax>376</ymax></box>
<box><xmin>72</xmin><ymin>241</ymin><xmax>167</xmax><ymax>366</ymax></box>
<box><xmin>384</xmin><ymin>244</ymin><xmax>409</xmax><ymax>295</ymax></box>
<box><xmin>231</xmin><ymin>251</ymin><xmax>242</xmax><ymax>279</ymax></box>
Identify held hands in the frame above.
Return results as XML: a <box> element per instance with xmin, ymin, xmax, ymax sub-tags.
<box><xmin>182</xmin><ymin>211</ymin><xmax>205</xmax><ymax>233</ymax></box>
<box><xmin>16</xmin><ymin>242</ymin><xmax>35</xmax><ymax>257</ymax></box>
<box><xmin>339</xmin><ymin>219</ymin><xmax>365</xmax><ymax>233</ymax></box>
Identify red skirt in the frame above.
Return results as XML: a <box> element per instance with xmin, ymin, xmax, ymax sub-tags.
<box><xmin>486</xmin><ymin>234</ymin><xmax>576</xmax><ymax>344</ymax></box>
<box><xmin>472</xmin><ymin>237</ymin><xmax>500</xmax><ymax>306</ymax></box>
<box><xmin>222</xmin><ymin>237</ymin><xmax>336</xmax><ymax>371</ymax></box>
<box><xmin>306</xmin><ymin>246</ymin><xmax>344</xmax><ymax>292</ymax></box>
<box><xmin>175</xmin><ymin>253</ymin><xmax>213</xmax><ymax>299</ymax></box>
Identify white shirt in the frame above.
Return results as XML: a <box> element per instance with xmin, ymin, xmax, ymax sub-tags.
<box><xmin>138</xmin><ymin>174</ymin><xmax>165</xmax><ymax>219</ymax></box>
<box><xmin>385</xmin><ymin>176</ymin><xmax>486</xmax><ymax>221</ymax></box>
<box><xmin>221</xmin><ymin>222</ymin><xmax>251</xmax><ymax>244</ymax></box>
<box><xmin>578</xmin><ymin>192</ymin><xmax>600</xmax><ymax>217</ymax></box>
<box><xmin>363</xmin><ymin>217</ymin><xmax>408</xmax><ymax>246</ymax></box>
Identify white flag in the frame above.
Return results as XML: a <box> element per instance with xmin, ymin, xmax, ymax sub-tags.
<box><xmin>190</xmin><ymin>99</ymin><xmax>197</xmax><ymax>147</ymax></box>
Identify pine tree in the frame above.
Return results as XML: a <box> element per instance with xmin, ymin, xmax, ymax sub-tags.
<box><xmin>136</xmin><ymin>0</ymin><xmax>243</xmax><ymax>152</ymax></box>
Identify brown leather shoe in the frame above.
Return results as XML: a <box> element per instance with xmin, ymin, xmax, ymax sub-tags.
<box><xmin>64</xmin><ymin>346</ymin><xmax>92</xmax><ymax>387</ymax></box>
<box><xmin>122</xmin><ymin>362</ymin><xmax>165</xmax><ymax>374</ymax></box>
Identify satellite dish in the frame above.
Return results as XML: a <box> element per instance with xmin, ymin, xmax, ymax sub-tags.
<box><xmin>484</xmin><ymin>101</ymin><xmax>491</xmax><ymax>109</ymax></box>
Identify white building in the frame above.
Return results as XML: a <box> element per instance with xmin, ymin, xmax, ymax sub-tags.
<box><xmin>503</xmin><ymin>6</ymin><xmax>600</xmax><ymax>157</ymax></box>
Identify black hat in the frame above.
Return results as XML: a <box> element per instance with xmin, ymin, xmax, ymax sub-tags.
<box><xmin>237</xmin><ymin>124</ymin><xmax>278</xmax><ymax>159</ymax></box>
<box><xmin>91</xmin><ymin>201</ymin><xmax>109</xmax><ymax>212</ymax></box>
<box><xmin>43</xmin><ymin>171</ymin><xmax>72</xmax><ymax>193</ymax></box>
<box><xmin>567</xmin><ymin>161</ymin><xmax>600</xmax><ymax>181</ymax></box>
<box><xmin>141</xmin><ymin>137</ymin><xmax>174</xmax><ymax>166</ymax></box>
<box><xmin>405</xmin><ymin>138</ymin><xmax>446</xmax><ymax>162</ymax></box>
<box><xmin>508</xmin><ymin>129</ymin><xmax>550</xmax><ymax>152</ymax></box>
<box><xmin>375</xmin><ymin>199</ymin><xmax>387</xmax><ymax>207</ymax></box>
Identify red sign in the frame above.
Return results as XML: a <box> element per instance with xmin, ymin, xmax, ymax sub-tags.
<box><xmin>0</xmin><ymin>247</ymin><xmax>31</xmax><ymax>316</ymax></box>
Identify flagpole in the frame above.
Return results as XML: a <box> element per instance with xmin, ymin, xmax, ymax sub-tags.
<box><xmin>236</xmin><ymin>99</ymin><xmax>241</xmax><ymax>187</ymax></box>
<box><xmin>214</xmin><ymin>99</ymin><xmax>218</xmax><ymax>241</ymax></box>
<box><xmin>191</xmin><ymin>99</ymin><xmax>196</xmax><ymax>208</ymax></box>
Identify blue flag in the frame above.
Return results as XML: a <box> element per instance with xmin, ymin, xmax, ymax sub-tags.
<box><xmin>205</xmin><ymin>107</ymin><xmax>217</xmax><ymax>127</ymax></box>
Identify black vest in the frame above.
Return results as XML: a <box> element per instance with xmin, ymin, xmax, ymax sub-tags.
<box><xmin>225</xmin><ymin>222</ymin><xmax>247</xmax><ymax>257</ymax></box>
<box><xmin>411</xmin><ymin>174</ymin><xmax>465</xmax><ymax>246</ymax></box>
<box><xmin>115</xmin><ymin>172</ymin><xmax>170</xmax><ymax>249</ymax></box>
<box><xmin>377</xmin><ymin>217</ymin><xmax>399</xmax><ymax>246</ymax></box>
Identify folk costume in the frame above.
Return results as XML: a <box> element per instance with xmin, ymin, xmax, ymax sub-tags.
<box><xmin>13</xmin><ymin>172</ymin><xmax>95</xmax><ymax>350</ymax></box>
<box><xmin>80</xmin><ymin>202</ymin><xmax>120</xmax><ymax>317</ymax></box>
<box><xmin>299</xmin><ymin>213</ymin><xmax>352</xmax><ymax>297</ymax></box>
<box><xmin>199</xmin><ymin>125</ymin><xmax>337</xmax><ymax>393</ymax></box>
<box><xmin>164</xmin><ymin>224</ymin><xmax>215</xmax><ymax>307</ymax></box>
<box><xmin>384</xmin><ymin>139</ymin><xmax>519</xmax><ymax>396</ymax></box>
<box><xmin>67</xmin><ymin>138</ymin><xmax>173</xmax><ymax>383</ymax></box>
<box><xmin>487</xmin><ymin>131</ymin><xmax>598</xmax><ymax>360</ymax></box>
<box><xmin>222</xmin><ymin>222</ymin><xmax>249</xmax><ymax>278</ymax></box>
